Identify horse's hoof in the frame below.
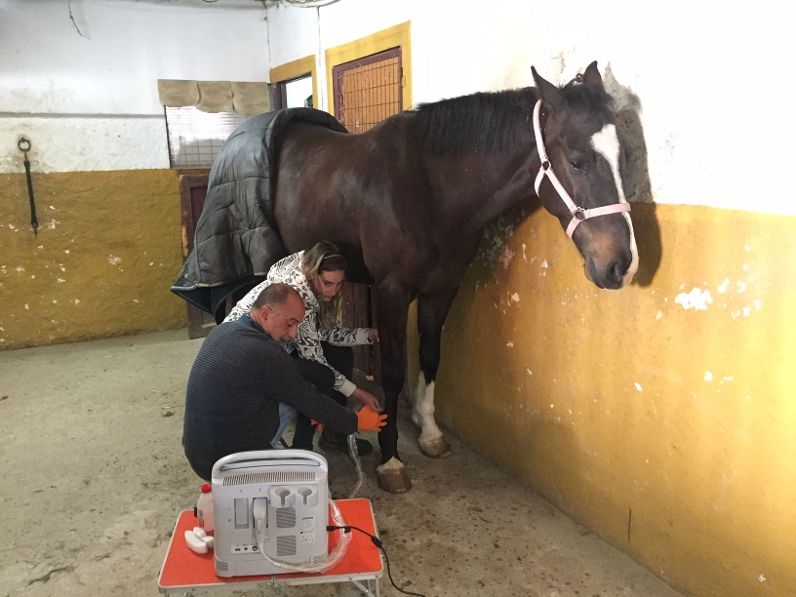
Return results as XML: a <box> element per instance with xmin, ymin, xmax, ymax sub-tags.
<box><xmin>376</xmin><ymin>466</ymin><xmax>412</xmax><ymax>493</ymax></box>
<box><xmin>418</xmin><ymin>436</ymin><xmax>452</xmax><ymax>458</ymax></box>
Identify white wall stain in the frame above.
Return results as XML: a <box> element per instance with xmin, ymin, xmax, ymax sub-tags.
<box><xmin>526</xmin><ymin>368</ymin><xmax>533</xmax><ymax>376</ymax></box>
<box><xmin>510</xmin><ymin>292</ymin><xmax>520</xmax><ymax>303</ymax></box>
<box><xmin>505</xmin><ymin>340</ymin><xmax>514</xmax><ymax>348</ymax></box>
<box><xmin>634</xmin><ymin>382</ymin><xmax>643</xmax><ymax>392</ymax></box>
<box><xmin>107</xmin><ymin>255</ymin><xmax>122</xmax><ymax>266</ymax></box>
<box><xmin>56</xmin><ymin>278</ymin><xmax>66</xmax><ymax>283</ymax></box>
<box><xmin>655</xmin><ymin>310</ymin><xmax>663</xmax><ymax>320</ymax></box>
<box><xmin>539</xmin><ymin>259</ymin><xmax>549</xmax><ymax>277</ymax></box>
<box><xmin>674</xmin><ymin>287</ymin><xmax>713</xmax><ymax>310</ymax></box>
<box><xmin>73</xmin><ymin>298</ymin><xmax>80</xmax><ymax>305</ymax></box>
<box><xmin>731</xmin><ymin>301</ymin><xmax>762</xmax><ymax>320</ymax></box>
<box><xmin>704</xmin><ymin>371</ymin><xmax>714</xmax><ymax>382</ymax></box>
<box><xmin>521</xmin><ymin>243</ymin><xmax>528</xmax><ymax>262</ymax></box>
<box><xmin>15</xmin><ymin>266</ymin><xmax>25</xmax><ymax>273</ymax></box>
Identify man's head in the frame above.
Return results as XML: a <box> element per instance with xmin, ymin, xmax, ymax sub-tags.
<box><xmin>249</xmin><ymin>283</ymin><xmax>304</xmax><ymax>343</ymax></box>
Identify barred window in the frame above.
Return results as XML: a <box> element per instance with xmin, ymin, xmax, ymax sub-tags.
<box><xmin>164</xmin><ymin>106</ymin><xmax>247</xmax><ymax>169</ymax></box>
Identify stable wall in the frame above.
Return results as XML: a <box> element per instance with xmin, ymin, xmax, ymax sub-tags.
<box><xmin>0</xmin><ymin>0</ymin><xmax>270</xmax><ymax>348</ymax></box>
<box><xmin>436</xmin><ymin>203</ymin><xmax>796</xmax><ymax>597</ymax></box>
<box><xmin>0</xmin><ymin>169</ymin><xmax>185</xmax><ymax>348</ymax></box>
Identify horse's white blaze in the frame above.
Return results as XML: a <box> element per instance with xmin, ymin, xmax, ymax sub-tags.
<box><xmin>591</xmin><ymin>124</ymin><xmax>639</xmax><ymax>285</ymax></box>
<box><xmin>376</xmin><ymin>456</ymin><xmax>404</xmax><ymax>472</ymax></box>
<box><xmin>412</xmin><ymin>375</ymin><xmax>443</xmax><ymax>445</ymax></box>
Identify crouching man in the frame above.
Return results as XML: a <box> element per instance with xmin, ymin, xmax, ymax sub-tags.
<box><xmin>182</xmin><ymin>282</ymin><xmax>387</xmax><ymax>481</ymax></box>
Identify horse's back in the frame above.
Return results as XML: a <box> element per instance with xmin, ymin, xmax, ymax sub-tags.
<box><xmin>273</xmin><ymin>117</ymin><xmax>427</xmax><ymax>277</ymax></box>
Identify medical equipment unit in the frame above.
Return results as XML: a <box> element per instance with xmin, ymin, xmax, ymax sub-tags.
<box><xmin>211</xmin><ymin>450</ymin><xmax>332</xmax><ymax>577</ymax></box>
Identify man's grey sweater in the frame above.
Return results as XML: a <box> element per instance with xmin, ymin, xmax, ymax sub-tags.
<box><xmin>182</xmin><ymin>315</ymin><xmax>357</xmax><ymax>480</ymax></box>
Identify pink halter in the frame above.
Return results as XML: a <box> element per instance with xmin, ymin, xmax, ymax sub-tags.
<box><xmin>532</xmin><ymin>100</ymin><xmax>630</xmax><ymax>238</ymax></box>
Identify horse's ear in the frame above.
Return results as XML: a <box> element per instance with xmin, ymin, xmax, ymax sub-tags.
<box><xmin>581</xmin><ymin>61</ymin><xmax>605</xmax><ymax>92</ymax></box>
<box><xmin>531</xmin><ymin>66</ymin><xmax>563</xmax><ymax>111</ymax></box>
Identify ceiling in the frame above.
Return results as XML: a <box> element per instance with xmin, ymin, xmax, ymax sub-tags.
<box><xmin>116</xmin><ymin>0</ymin><xmax>338</xmax><ymax>8</ymax></box>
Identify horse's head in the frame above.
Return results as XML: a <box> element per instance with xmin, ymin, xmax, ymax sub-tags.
<box><xmin>530</xmin><ymin>61</ymin><xmax>638</xmax><ymax>289</ymax></box>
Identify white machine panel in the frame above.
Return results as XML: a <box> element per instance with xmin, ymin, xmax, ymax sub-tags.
<box><xmin>211</xmin><ymin>450</ymin><xmax>329</xmax><ymax>577</ymax></box>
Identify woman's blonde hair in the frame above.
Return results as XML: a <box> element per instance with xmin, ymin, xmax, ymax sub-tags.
<box><xmin>301</xmin><ymin>241</ymin><xmax>347</xmax><ymax>329</ymax></box>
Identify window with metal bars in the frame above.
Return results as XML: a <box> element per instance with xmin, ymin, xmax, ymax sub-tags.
<box><xmin>164</xmin><ymin>106</ymin><xmax>248</xmax><ymax>169</ymax></box>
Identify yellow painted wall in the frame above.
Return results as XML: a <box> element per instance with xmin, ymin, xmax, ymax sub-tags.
<box><xmin>0</xmin><ymin>170</ymin><xmax>186</xmax><ymax>349</ymax></box>
<box><xmin>435</xmin><ymin>203</ymin><xmax>796</xmax><ymax>597</ymax></box>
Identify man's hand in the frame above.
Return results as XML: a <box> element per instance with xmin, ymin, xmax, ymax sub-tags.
<box><xmin>367</xmin><ymin>328</ymin><xmax>380</xmax><ymax>343</ymax></box>
<box><xmin>356</xmin><ymin>405</ymin><xmax>388</xmax><ymax>432</ymax></box>
<box><xmin>351</xmin><ymin>386</ymin><xmax>382</xmax><ymax>412</ymax></box>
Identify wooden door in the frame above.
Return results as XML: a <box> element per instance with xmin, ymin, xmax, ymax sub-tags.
<box><xmin>178</xmin><ymin>174</ymin><xmax>215</xmax><ymax>339</ymax></box>
<box><xmin>332</xmin><ymin>48</ymin><xmax>404</xmax><ymax>381</ymax></box>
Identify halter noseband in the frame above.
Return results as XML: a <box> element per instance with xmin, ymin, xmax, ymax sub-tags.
<box><xmin>532</xmin><ymin>99</ymin><xmax>630</xmax><ymax>238</ymax></box>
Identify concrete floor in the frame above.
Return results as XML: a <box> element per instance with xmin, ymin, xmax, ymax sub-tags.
<box><xmin>0</xmin><ymin>329</ymin><xmax>683</xmax><ymax>597</ymax></box>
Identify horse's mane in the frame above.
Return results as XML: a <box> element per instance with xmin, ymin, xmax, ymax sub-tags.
<box><xmin>413</xmin><ymin>80</ymin><xmax>614</xmax><ymax>157</ymax></box>
<box><xmin>413</xmin><ymin>88</ymin><xmax>535</xmax><ymax>157</ymax></box>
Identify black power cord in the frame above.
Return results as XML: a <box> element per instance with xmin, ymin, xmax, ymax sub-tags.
<box><xmin>327</xmin><ymin>524</ymin><xmax>428</xmax><ymax>597</ymax></box>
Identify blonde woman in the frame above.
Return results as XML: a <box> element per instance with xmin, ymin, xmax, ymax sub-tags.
<box><xmin>224</xmin><ymin>241</ymin><xmax>381</xmax><ymax>454</ymax></box>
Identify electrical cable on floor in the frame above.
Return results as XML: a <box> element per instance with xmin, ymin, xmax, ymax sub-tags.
<box><xmin>327</xmin><ymin>524</ymin><xmax>428</xmax><ymax>597</ymax></box>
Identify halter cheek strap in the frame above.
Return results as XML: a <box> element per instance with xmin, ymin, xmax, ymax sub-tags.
<box><xmin>532</xmin><ymin>100</ymin><xmax>630</xmax><ymax>238</ymax></box>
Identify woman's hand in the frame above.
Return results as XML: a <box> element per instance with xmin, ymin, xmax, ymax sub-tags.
<box><xmin>351</xmin><ymin>386</ymin><xmax>382</xmax><ymax>412</ymax></box>
<box><xmin>367</xmin><ymin>328</ymin><xmax>380</xmax><ymax>343</ymax></box>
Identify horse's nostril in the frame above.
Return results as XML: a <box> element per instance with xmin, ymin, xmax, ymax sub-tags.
<box><xmin>610</xmin><ymin>260</ymin><xmax>627</xmax><ymax>285</ymax></box>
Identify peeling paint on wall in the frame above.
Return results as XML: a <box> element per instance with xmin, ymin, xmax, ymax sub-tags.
<box><xmin>674</xmin><ymin>287</ymin><xmax>713</xmax><ymax>310</ymax></box>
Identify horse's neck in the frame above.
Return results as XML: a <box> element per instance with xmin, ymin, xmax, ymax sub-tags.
<box><xmin>432</xmin><ymin>150</ymin><xmax>537</xmax><ymax>237</ymax></box>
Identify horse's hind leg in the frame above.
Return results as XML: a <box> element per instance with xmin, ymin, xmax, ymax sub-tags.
<box><xmin>413</xmin><ymin>289</ymin><xmax>458</xmax><ymax>458</ymax></box>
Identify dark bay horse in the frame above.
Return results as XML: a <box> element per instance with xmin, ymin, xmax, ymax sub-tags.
<box><xmin>273</xmin><ymin>61</ymin><xmax>638</xmax><ymax>492</ymax></box>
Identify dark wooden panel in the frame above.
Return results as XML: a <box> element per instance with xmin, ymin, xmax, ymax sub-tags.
<box><xmin>178</xmin><ymin>174</ymin><xmax>216</xmax><ymax>339</ymax></box>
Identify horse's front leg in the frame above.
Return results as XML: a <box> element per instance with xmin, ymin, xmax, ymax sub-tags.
<box><xmin>412</xmin><ymin>289</ymin><xmax>458</xmax><ymax>458</ymax></box>
<box><xmin>373</xmin><ymin>282</ymin><xmax>412</xmax><ymax>493</ymax></box>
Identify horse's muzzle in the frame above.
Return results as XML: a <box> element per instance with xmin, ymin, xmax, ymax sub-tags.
<box><xmin>586</xmin><ymin>257</ymin><xmax>634</xmax><ymax>290</ymax></box>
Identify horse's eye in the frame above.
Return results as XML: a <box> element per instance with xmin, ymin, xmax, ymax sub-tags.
<box><xmin>569</xmin><ymin>160</ymin><xmax>584</xmax><ymax>172</ymax></box>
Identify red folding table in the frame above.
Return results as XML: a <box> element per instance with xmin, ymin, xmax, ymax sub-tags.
<box><xmin>158</xmin><ymin>498</ymin><xmax>383</xmax><ymax>596</ymax></box>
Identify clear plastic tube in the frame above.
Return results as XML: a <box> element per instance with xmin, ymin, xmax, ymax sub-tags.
<box><xmin>251</xmin><ymin>433</ymin><xmax>364</xmax><ymax>572</ymax></box>
<box><xmin>347</xmin><ymin>433</ymin><xmax>364</xmax><ymax>498</ymax></box>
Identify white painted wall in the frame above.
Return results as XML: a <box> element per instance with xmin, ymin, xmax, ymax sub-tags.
<box><xmin>0</xmin><ymin>0</ymin><xmax>268</xmax><ymax>172</ymax></box>
<box><xmin>2</xmin><ymin>0</ymin><xmax>794</xmax><ymax>215</ymax></box>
